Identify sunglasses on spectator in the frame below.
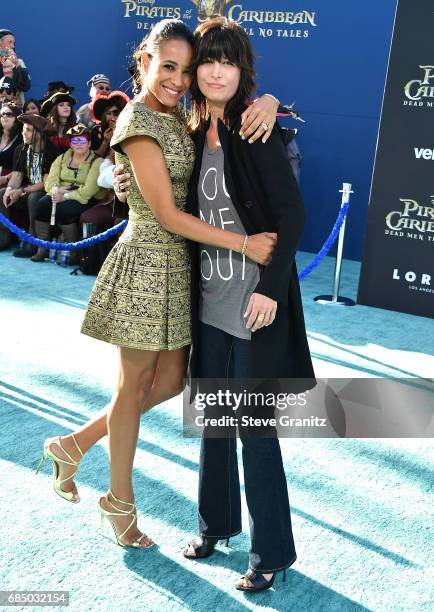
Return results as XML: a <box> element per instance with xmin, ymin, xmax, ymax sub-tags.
<box><xmin>70</xmin><ymin>136</ymin><xmax>89</xmax><ymax>145</ymax></box>
<box><xmin>0</xmin><ymin>111</ymin><xmax>14</xmax><ymax>117</ymax></box>
<box><xmin>97</xmin><ymin>86</ymin><xmax>111</xmax><ymax>91</ymax></box>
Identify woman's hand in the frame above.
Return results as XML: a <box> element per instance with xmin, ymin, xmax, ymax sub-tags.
<box><xmin>6</xmin><ymin>50</ymin><xmax>19</xmax><ymax>66</ymax></box>
<box><xmin>245</xmin><ymin>232</ymin><xmax>277</xmax><ymax>265</ymax></box>
<box><xmin>103</xmin><ymin>127</ymin><xmax>114</xmax><ymax>143</ymax></box>
<box><xmin>52</xmin><ymin>187</ymin><xmax>68</xmax><ymax>204</ymax></box>
<box><xmin>239</xmin><ymin>94</ymin><xmax>279</xmax><ymax>144</ymax></box>
<box><xmin>244</xmin><ymin>292</ymin><xmax>278</xmax><ymax>331</ymax></box>
<box><xmin>113</xmin><ymin>163</ymin><xmax>131</xmax><ymax>203</ymax></box>
<box><xmin>3</xmin><ymin>188</ymin><xmax>21</xmax><ymax>207</ymax></box>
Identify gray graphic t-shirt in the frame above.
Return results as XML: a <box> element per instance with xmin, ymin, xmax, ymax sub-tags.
<box><xmin>198</xmin><ymin>143</ymin><xmax>260</xmax><ymax>340</ymax></box>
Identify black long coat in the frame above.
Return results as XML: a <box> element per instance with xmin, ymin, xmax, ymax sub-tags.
<box><xmin>187</xmin><ymin>116</ymin><xmax>316</xmax><ymax>390</ymax></box>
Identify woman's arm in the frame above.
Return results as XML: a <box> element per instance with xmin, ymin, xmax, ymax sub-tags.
<box><xmin>246</xmin><ymin>125</ymin><xmax>306</xmax><ymax>304</ymax></box>
<box><xmin>239</xmin><ymin>94</ymin><xmax>280</xmax><ymax>143</ymax></box>
<box><xmin>0</xmin><ymin>173</ymin><xmax>11</xmax><ymax>187</ymax></box>
<box><xmin>123</xmin><ymin>136</ymin><xmax>276</xmax><ymax>265</ymax></box>
<box><xmin>23</xmin><ymin>181</ymin><xmax>45</xmax><ymax>193</ymax></box>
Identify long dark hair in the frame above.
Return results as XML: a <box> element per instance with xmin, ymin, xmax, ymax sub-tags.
<box><xmin>133</xmin><ymin>19</ymin><xmax>195</xmax><ymax>90</ymax></box>
<box><xmin>15</xmin><ymin>129</ymin><xmax>50</xmax><ymax>180</ymax></box>
<box><xmin>47</xmin><ymin>102</ymin><xmax>77</xmax><ymax>135</ymax></box>
<box><xmin>0</xmin><ymin>103</ymin><xmax>22</xmax><ymax>142</ymax></box>
<box><xmin>23</xmin><ymin>98</ymin><xmax>42</xmax><ymax>114</ymax></box>
<box><xmin>188</xmin><ymin>17</ymin><xmax>256</xmax><ymax>133</ymax></box>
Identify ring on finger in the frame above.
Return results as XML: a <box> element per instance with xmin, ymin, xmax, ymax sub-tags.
<box><xmin>261</xmin><ymin>122</ymin><xmax>269</xmax><ymax>131</ymax></box>
<box><xmin>256</xmin><ymin>313</ymin><xmax>265</xmax><ymax>322</ymax></box>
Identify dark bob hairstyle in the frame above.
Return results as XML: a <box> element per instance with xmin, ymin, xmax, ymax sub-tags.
<box><xmin>189</xmin><ymin>17</ymin><xmax>256</xmax><ymax>132</ymax></box>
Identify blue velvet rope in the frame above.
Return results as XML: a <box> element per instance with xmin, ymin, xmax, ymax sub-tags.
<box><xmin>0</xmin><ymin>203</ymin><xmax>349</xmax><ymax>276</ymax></box>
<box><xmin>298</xmin><ymin>202</ymin><xmax>350</xmax><ymax>280</ymax></box>
<box><xmin>0</xmin><ymin>213</ymin><xmax>127</xmax><ymax>250</ymax></box>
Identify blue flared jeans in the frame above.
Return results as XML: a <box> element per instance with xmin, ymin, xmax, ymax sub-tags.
<box><xmin>197</xmin><ymin>321</ymin><xmax>297</xmax><ymax>573</ymax></box>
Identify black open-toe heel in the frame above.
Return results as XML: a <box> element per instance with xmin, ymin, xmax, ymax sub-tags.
<box><xmin>183</xmin><ymin>535</ymin><xmax>230</xmax><ymax>559</ymax></box>
<box><xmin>235</xmin><ymin>568</ymin><xmax>287</xmax><ymax>592</ymax></box>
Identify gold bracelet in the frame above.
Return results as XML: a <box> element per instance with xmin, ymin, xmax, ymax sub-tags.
<box><xmin>241</xmin><ymin>234</ymin><xmax>249</xmax><ymax>256</ymax></box>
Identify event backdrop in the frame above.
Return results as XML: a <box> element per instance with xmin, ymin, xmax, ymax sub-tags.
<box><xmin>1</xmin><ymin>0</ymin><xmax>397</xmax><ymax>261</ymax></box>
<box><xmin>357</xmin><ymin>0</ymin><xmax>433</xmax><ymax>318</ymax></box>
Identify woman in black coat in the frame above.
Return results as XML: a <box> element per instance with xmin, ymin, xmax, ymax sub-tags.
<box><xmin>183</xmin><ymin>17</ymin><xmax>315</xmax><ymax>593</ymax></box>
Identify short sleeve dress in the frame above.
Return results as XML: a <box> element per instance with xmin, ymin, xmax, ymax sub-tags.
<box><xmin>80</xmin><ymin>101</ymin><xmax>196</xmax><ymax>351</ymax></box>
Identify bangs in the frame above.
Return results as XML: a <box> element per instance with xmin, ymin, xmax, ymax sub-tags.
<box><xmin>194</xmin><ymin>27</ymin><xmax>242</xmax><ymax>66</ymax></box>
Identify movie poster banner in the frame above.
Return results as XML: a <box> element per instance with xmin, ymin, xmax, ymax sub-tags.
<box><xmin>357</xmin><ymin>0</ymin><xmax>433</xmax><ymax>318</ymax></box>
<box><xmin>120</xmin><ymin>0</ymin><xmax>319</xmax><ymax>38</ymax></box>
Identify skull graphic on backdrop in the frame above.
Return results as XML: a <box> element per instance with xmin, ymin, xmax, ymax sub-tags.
<box><xmin>191</xmin><ymin>0</ymin><xmax>234</xmax><ymax>22</ymax></box>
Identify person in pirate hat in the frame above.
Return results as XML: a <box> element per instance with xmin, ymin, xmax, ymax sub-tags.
<box><xmin>76</xmin><ymin>74</ymin><xmax>112</xmax><ymax>128</ymax></box>
<box><xmin>39</xmin><ymin>80</ymin><xmax>75</xmax><ymax>108</ymax></box>
<box><xmin>76</xmin><ymin>92</ymin><xmax>130</xmax><ymax>242</ymax></box>
<box><xmin>31</xmin><ymin>123</ymin><xmax>108</xmax><ymax>263</ymax></box>
<box><xmin>41</xmin><ymin>90</ymin><xmax>77</xmax><ymax>154</ymax></box>
<box><xmin>0</xmin><ymin>112</ymin><xmax>57</xmax><ymax>256</ymax></box>
<box><xmin>0</xmin><ymin>78</ymin><xmax>19</xmax><ymax>106</ymax></box>
<box><xmin>88</xmin><ymin>90</ymin><xmax>129</xmax><ymax>158</ymax></box>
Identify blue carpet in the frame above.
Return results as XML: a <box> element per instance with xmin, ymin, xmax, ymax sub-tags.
<box><xmin>0</xmin><ymin>250</ymin><xmax>433</xmax><ymax>612</ymax></box>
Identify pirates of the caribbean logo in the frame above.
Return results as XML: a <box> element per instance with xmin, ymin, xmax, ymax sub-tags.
<box><xmin>191</xmin><ymin>0</ymin><xmax>234</xmax><ymax>21</ymax></box>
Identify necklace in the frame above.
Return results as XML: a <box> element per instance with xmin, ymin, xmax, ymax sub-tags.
<box><xmin>0</xmin><ymin>133</ymin><xmax>11</xmax><ymax>151</ymax></box>
<box><xmin>68</xmin><ymin>151</ymin><xmax>91</xmax><ymax>170</ymax></box>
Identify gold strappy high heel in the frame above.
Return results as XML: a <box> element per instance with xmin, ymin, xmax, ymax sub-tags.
<box><xmin>98</xmin><ymin>489</ymin><xmax>155</xmax><ymax>549</ymax></box>
<box><xmin>35</xmin><ymin>434</ymin><xmax>83</xmax><ymax>503</ymax></box>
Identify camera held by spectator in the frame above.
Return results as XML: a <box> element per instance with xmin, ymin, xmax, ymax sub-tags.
<box><xmin>0</xmin><ymin>28</ymin><xmax>30</xmax><ymax>108</ymax></box>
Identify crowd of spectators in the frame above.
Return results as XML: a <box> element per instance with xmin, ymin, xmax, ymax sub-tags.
<box><xmin>0</xmin><ymin>27</ymin><xmax>130</xmax><ymax>269</ymax></box>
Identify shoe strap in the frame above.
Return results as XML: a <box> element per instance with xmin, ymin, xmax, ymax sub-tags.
<box><xmin>103</xmin><ymin>492</ymin><xmax>139</xmax><ymax>543</ymax></box>
<box><xmin>108</xmin><ymin>488</ymin><xmax>135</xmax><ymax>509</ymax></box>
<box><xmin>71</xmin><ymin>433</ymin><xmax>84</xmax><ymax>458</ymax></box>
<box><xmin>244</xmin><ymin>568</ymin><xmax>274</xmax><ymax>588</ymax></box>
<box><xmin>48</xmin><ymin>438</ymin><xmax>79</xmax><ymax>485</ymax></box>
<box><xmin>55</xmin><ymin>437</ymin><xmax>80</xmax><ymax>467</ymax></box>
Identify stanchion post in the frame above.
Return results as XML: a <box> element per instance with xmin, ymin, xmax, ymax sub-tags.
<box><xmin>314</xmin><ymin>182</ymin><xmax>356</xmax><ymax>306</ymax></box>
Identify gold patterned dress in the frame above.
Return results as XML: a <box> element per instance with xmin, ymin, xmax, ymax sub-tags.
<box><xmin>80</xmin><ymin>101</ymin><xmax>195</xmax><ymax>351</ymax></box>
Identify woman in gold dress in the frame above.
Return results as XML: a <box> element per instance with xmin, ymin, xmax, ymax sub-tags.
<box><xmin>36</xmin><ymin>18</ymin><xmax>279</xmax><ymax>549</ymax></box>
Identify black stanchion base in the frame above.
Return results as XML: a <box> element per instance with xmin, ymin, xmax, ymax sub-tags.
<box><xmin>314</xmin><ymin>295</ymin><xmax>356</xmax><ymax>306</ymax></box>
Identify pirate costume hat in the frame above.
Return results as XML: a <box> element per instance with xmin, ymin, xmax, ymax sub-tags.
<box><xmin>39</xmin><ymin>81</ymin><xmax>75</xmax><ymax>105</ymax></box>
<box><xmin>89</xmin><ymin>90</ymin><xmax>129</xmax><ymax>122</ymax></box>
<box><xmin>41</xmin><ymin>91</ymin><xmax>77</xmax><ymax>116</ymax></box>
<box><xmin>0</xmin><ymin>77</ymin><xmax>17</xmax><ymax>94</ymax></box>
<box><xmin>66</xmin><ymin>123</ymin><xmax>91</xmax><ymax>137</ymax></box>
<box><xmin>87</xmin><ymin>74</ymin><xmax>111</xmax><ymax>88</ymax></box>
<box><xmin>17</xmin><ymin>112</ymin><xmax>56</xmax><ymax>135</ymax></box>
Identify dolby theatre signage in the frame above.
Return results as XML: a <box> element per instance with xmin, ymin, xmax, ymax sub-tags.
<box><xmin>121</xmin><ymin>0</ymin><xmax>318</xmax><ymax>37</ymax></box>
<box><xmin>357</xmin><ymin>0</ymin><xmax>433</xmax><ymax>318</ymax></box>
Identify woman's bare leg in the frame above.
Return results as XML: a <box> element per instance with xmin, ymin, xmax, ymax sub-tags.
<box><xmin>49</xmin><ymin>346</ymin><xmax>190</xmax><ymax>497</ymax></box>
<box><xmin>99</xmin><ymin>345</ymin><xmax>159</xmax><ymax>546</ymax></box>
<box><xmin>140</xmin><ymin>345</ymin><xmax>190</xmax><ymax>413</ymax></box>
